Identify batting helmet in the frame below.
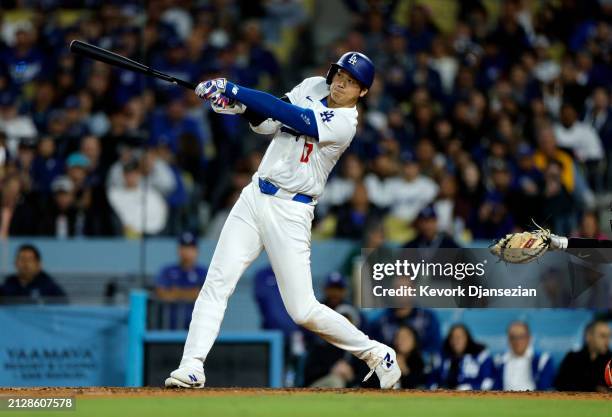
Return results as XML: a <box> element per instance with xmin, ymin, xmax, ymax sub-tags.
<box><xmin>326</xmin><ymin>52</ymin><xmax>375</xmax><ymax>89</ymax></box>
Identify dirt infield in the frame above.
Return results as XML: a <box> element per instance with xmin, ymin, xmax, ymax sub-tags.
<box><xmin>0</xmin><ymin>387</ymin><xmax>609</xmax><ymax>400</ymax></box>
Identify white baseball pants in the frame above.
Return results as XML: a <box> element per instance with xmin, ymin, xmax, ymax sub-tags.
<box><xmin>179</xmin><ymin>180</ymin><xmax>378</xmax><ymax>370</ymax></box>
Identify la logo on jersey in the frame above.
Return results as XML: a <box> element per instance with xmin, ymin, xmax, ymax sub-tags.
<box><xmin>348</xmin><ymin>54</ymin><xmax>358</xmax><ymax>65</ymax></box>
<box><xmin>320</xmin><ymin>110</ymin><xmax>334</xmax><ymax>123</ymax></box>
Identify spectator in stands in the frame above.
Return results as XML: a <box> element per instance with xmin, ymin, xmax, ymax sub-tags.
<box><xmin>542</xmin><ymin>159</ymin><xmax>576</xmax><ymax>236</ymax></box>
<box><xmin>1</xmin><ymin>21</ymin><xmax>46</xmax><ymax>87</ymax></box>
<box><xmin>394</xmin><ymin>325</ymin><xmax>426</xmax><ymax>389</ymax></box>
<box><xmin>318</xmin><ymin>153</ymin><xmax>364</xmax><ymax>216</ymax></box>
<box><xmin>140</xmin><ymin>143</ymin><xmax>177</xmax><ymax>199</ymax></box>
<box><xmin>573</xmin><ymin>211</ymin><xmax>608</xmax><ymax>240</ymax></box>
<box><xmin>150</xmin><ymin>90</ymin><xmax>204</xmax><ymax>154</ymax></box>
<box><xmin>583</xmin><ymin>87</ymin><xmax>612</xmax><ymax>186</ymax></box>
<box><xmin>404</xmin><ymin>205</ymin><xmax>459</xmax><ymax>249</ymax></box>
<box><xmin>13</xmin><ymin>137</ymin><xmax>37</xmax><ymax>193</ymax></box>
<box><xmin>334</xmin><ymin>182</ymin><xmax>383</xmax><ymax>240</ymax></box>
<box><xmin>387</xmin><ymin>151</ymin><xmax>439</xmax><ymax>223</ymax></box>
<box><xmin>0</xmin><ymin>174</ymin><xmax>37</xmax><ymax>237</ymax></box>
<box><xmin>512</xmin><ymin>143</ymin><xmax>543</xmax><ymax>230</ymax></box>
<box><xmin>107</xmin><ymin>158</ymin><xmax>168</xmax><ymax>236</ymax></box>
<box><xmin>320</xmin><ymin>272</ymin><xmax>351</xmax><ymax>310</ymax></box>
<box><xmin>430</xmin><ymin>324</ymin><xmax>495</xmax><ymax>391</ymax></box>
<box><xmin>0</xmin><ymin>90</ymin><xmax>37</xmax><ymax>156</ymax></box>
<box><xmin>533</xmin><ymin>125</ymin><xmax>575</xmax><ymax>194</ymax></box>
<box><xmin>493</xmin><ymin>321</ymin><xmax>555</xmax><ymax>391</ymax></box>
<box><xmin>39</xmin><ymin>176</ymin><xmax>80</xmax><ymax>238</ymax></box>
<box><xmin>254</xmin><ymin>264</ymin><xmax>300</xmax><ymax>341</ymax></box>
<box><xmin>554</xmin><ymin>102</ymin><xmax>604</xmax><ymax>190</ymax></box>
<box><xmin>369</xmin><ymin>302</ymin><xmax>441</xmax><ymax>356</ymax></box>
<box><xmin>154</xmin><ymin>231</ymin><xmax>207</xmax><ymax>329</ymax></box>
<box><xmin>80</xmin><ymin>135</ymin><xmax>104</xmax><ymax>185</ymax></box>
<box><xmin>31</xmin><ymin>136</ymin><xmax>64</xmax><ymax>194</ymax></box>
<box><xmin>302</xmin><ymin>273</ymin><xmax>366</xmax><ymax>388</ymax></box>
<box><xmin>555</xmin><ymin>319</ymin><xmax>612</xmax><ymax>392</ymax></box>
<box><xmin>469</xmin><ymin>160</ymin><xmax>516</xmax><ymax>240</ymax></box>
<box><xmin>433</xmin><ymin>173</ymin><xmax>461</xmax><ymax>237</ymax></box>
<box><xmin>0</xmin><ymin>244</ymin><xmax>66</xmax><ymax>304</ymax></box>
<box><xmin>364</xmin><ymin>151</ymin><xmax>398</xmax><ymax>210</ymax></box>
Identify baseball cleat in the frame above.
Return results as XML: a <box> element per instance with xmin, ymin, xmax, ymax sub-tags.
<box><xmin>164</xmin><ymin>367</ymin><xmax>206</xmax><ymax>388</ymax></box>
<box><xmin>363</xmin><ymin>345</ymin><xmax>401</xmax><ymax>389</ymax></box>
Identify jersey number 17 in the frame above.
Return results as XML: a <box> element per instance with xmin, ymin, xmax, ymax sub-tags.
<box><xmin>300</xmin><ymin>142</ymin><xmax>314</xmax><ymax>163</ymax></box>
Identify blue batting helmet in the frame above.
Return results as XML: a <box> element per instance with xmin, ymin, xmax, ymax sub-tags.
<box><xmin>326</xmin><ymin>52</ymin><xmax>375</xmax><ymax>89</ymax></box>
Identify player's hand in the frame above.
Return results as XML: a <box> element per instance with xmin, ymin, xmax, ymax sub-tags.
<box><xmin>195</xmin><ymin>78</ymin><xmax>227</xmax><ymax>101</ymax></box>
<box><xmin>210</xmin><ymin>94</ymin><xmax>246</xmax><ymax>115</ymax></box>
<box><xmin>549</xmin><ymin>233</ymin><xmax>568</xmax><ymax>250</ymax></box>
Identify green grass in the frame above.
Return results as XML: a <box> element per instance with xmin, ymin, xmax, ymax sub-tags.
<box><xmin>7</xmin><ymin>393</ymin><xmax>611</xmax><ymax>417</ymax></box>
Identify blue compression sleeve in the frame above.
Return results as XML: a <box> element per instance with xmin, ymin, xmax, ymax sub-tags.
<box><xmin>224</xmin><ymin>81</ymin><xmax>319</xmax><ymax>139</ymax></box>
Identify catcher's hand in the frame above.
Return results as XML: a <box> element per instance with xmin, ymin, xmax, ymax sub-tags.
<box><xmin>210</xmin><ymin>94</ymin><xmax>245</xmax><ymax>115</ymax></box>
<box><xmin>490</xmin><ymin>227</ymin><xmax>552</xmax><ymax>264</ymax></box>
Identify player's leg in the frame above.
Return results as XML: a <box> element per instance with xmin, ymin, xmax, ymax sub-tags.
<box><xmin>166</xmin><ymin>184</ymin><xmax>263</xmax><ymax>387</ymax></box>
<box><xmin>259</xmin><ymin>197</ymin><xmax>400</xmax><ymax>388</ymax></box>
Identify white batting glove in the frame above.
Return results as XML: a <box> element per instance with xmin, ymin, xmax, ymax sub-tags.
<box><xmin>195</xmin><ymin>78</ymin><xmax>227</xmax><ymax>101</ymax></box>
<box><xmin>210</xmin><ymin>94</ymin><xmax>246</xmax><ymax>115</ymax></box>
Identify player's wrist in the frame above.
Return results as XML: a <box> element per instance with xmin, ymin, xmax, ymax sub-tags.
<box><xmin>550</xmin><ymin>234</ymin><xmax>568</xmax><ymax>250</ymax></box>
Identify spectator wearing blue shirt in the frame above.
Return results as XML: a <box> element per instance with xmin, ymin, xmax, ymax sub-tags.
<box><xmin>155</xmin><ymin>232</ymin><xmax>207</xmax><ymax>329</ymax></box>
<box><xmin>493</xmin><ymin>321</ymin><xmax>554</xmax><ymax>391</ymax></box>
<box><xmin>1</xmin><ymin>22</ymin><xmax>47</xmax><ymax>87</ymax></box>
<box><xmin>31</xmin><ymin>136</ymin><xmax>64</xmax><ymax>194</ymax></box>
<box><xmin>150</xmin><ymin>90</ymin><xmax>204</xmax><ymax>154</ymax></box>
<box><xmin>150</xmin><ymin>38</ymin><xmax>197</xmax><ymax>100</ymax></box>
<box><xmin>430</xmin><ymin>323</ymin><xmax>495</xmax><ymax>391</ymax></box>
<box><xmin>403</xmin><ymin>205</ymin><xmax>460</xmax><ymax>249</ymax></box>
<box><xmin>369</xmin><ymin>304</ymin><xmax>441</xmax><ymax>356</ymax></box>
<box><xmin>302</xmin><ymin>273</ymin><xmax>367</xmax><ymax>388</ymax></box>
<box><xmin>512</xmin><ymin>144</ymin><xmax>544</xmax><ymax>229</ymax></box>
<box><xmin>254</xmin><ymin>265</ymin><xmax>299</xmax><ymax>339</ymax></box>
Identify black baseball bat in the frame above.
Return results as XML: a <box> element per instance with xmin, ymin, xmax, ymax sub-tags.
<box><xmin>69</xmin><ymin>40</ymin><xmax>197</xmax><ymax>90</ymax></box>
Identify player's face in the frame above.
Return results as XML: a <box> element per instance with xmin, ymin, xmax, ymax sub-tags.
<box><xmin>329</xmin><ymin>69</ymin><xmax>367</xmax><ymax>107</ymax></box>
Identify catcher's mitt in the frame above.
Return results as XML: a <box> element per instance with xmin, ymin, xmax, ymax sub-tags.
<box><xmin>490</xmin><ymin>227</ymin><xmax>551</xmax><ymax>264</ymax></box>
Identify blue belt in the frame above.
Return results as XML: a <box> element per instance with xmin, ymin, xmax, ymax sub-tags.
<box><xmin>258</xmin><ymin>178</ymin><xmax>314</xmax><ymax>204</ymax></box>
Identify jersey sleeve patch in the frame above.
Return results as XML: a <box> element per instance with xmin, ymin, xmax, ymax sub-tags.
<box><xmin>314</xmin><ymin>108</ymin><xmax>356</xmax><ymax>147</ymax></box>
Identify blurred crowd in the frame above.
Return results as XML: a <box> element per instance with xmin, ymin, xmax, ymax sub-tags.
<box><xmin>2</xmin><ymin>239</ymin><xmax>610</xmax><ymax>391</ymax></box>
<box><xmin>0</xmin><ymin>0</ymin><xmax>610</xmax><ymax>243</ymax></box>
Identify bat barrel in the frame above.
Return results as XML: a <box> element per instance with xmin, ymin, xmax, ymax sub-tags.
<box><xmin>69</xmin><ymin>40</ymin><xmax>196</xmax><ymax>90</ymax></box>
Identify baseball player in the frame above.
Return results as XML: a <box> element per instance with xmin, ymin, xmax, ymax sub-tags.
<box><xmin>164</xmin><ymin>52</ymin><xmax>401</xmax><ymax>389</ymax></box>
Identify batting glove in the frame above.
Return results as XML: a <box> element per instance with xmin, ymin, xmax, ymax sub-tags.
<box><xmin>210</xmin><ymin>94</ymin><xmax>246</xmax><ymax>115</ymax></box>
<box><xmin>195</xmin><ymin>78</ymin><xmax>227</xmax><ymax>101</ymax></box>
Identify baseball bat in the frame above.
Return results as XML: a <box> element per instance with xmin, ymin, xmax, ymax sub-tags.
<box><xmin>69</xmin><ymin>40</ymin><xmax>197</xmax><ymax>90</ymax></box>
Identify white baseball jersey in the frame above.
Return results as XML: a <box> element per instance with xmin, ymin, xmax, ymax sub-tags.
<box><xmin>251</xmin><ymin>76</ymin><xmax>358</xmax><ymax>199</ymax></box>
<box><xmin>174</xmin><ymin>80</ymin><xmax>388</xmax><ymax>383</ymax></box>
